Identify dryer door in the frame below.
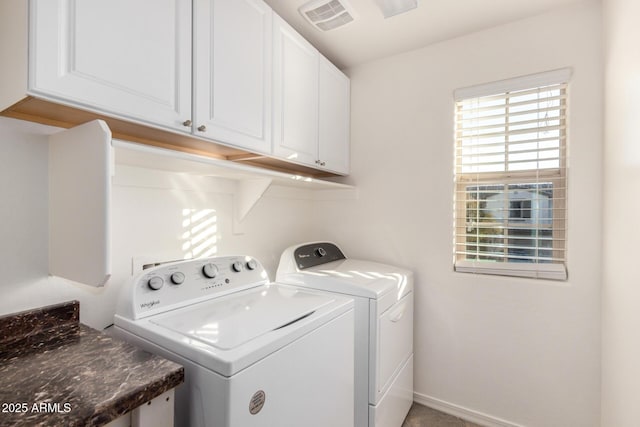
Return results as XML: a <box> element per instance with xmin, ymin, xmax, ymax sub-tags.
<box><xmin>375</xmin><ymin>291</ymin><xmax>414</xmax><ymax>401</ymax></box>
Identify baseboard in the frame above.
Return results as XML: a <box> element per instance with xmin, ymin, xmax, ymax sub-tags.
<box><xmin>413</xmin><ymin>392</ymin><xmax>525</xmax><ymax>427</ymax></box>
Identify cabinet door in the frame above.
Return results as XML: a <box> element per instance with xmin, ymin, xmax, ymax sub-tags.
<box><xmin>272</xmin><ymin>14</ymin><xmax>319</xmax><ymax>167</ymax></box>
<box><xmin>194</xmin><ymin>0</ymin><xmax>272</xmax><ymax>154</ymax></box>
<box><xmin>29</xmin><ymin>0</ymin><xmax>192</xmax><ymax>132</ymax></box>
<box><xmin>318</xmin><ymin>57</ymin><xmax>350</xmax><ymax>175</ymax></box>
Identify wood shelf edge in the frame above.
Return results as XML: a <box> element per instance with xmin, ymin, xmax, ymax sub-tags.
<box><xmin>1</xmin><ymin>96</ymin><xmax>342</xmax><ymax>179</ymax></box>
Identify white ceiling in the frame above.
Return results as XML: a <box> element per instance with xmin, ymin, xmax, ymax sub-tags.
<box><xmin>264</xmin><ymin>0</ymin><xmax>589</xmax><ymax>69</ymax></box>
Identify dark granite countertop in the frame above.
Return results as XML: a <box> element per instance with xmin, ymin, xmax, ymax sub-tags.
<box><xmin>0</xmin><ymin>301</ymin><xmax>184</xmax><ymax>427</ymax></box>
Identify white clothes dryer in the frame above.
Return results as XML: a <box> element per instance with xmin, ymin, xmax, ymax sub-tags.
<box><xmin>114</xmin><ymin>255</ymin><xmax>354</xmax><ymax>427</ymax></box>
<box><xmin>277</xmin><ymin>242</ymin><xmax>414</xmax><ymax>427</ymax></box>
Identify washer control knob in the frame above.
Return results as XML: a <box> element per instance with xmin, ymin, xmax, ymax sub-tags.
<box><xmin>170</xmin><ymin>272</ymin><xmax>185</xmax><ymax>285</ymax></box>
<box><xmin>202</xmin><ymin>263</ymin><xmax>218</xmax><ymax>278</ymax></box>
<box><xmin>148</xmin><ymin>276</ymin><xmax>164</xmax><ymax>290</ymax></box>
<box><xmin>315</xmin><ymin>247</ymin><xmax>327</xmax><ymax>257</ymax></box>
<box><xmin>232</xmin><ymin>261</ymin><xmax>243</xmax><ymax>272</ymax></box>
<box><xmin>246</xmin><ymin>259</ymin><xmax>258</xmax><ymax>270</ymax></box>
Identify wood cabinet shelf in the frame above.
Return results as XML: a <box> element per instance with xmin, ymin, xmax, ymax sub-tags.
<box><xmin>1</xmin><ymin>96</ymin><xmax>339</xmax><ymax>179</ymax></box>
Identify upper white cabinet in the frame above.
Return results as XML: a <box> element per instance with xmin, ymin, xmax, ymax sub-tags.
<box><xmin>194</xmin><ymin>0</ymin><xmax>273</xmax><ymax>154</ymax></box>
<box><xmin>29</xmin><ymin>0</ymin><xmax>192</xmax><ymax>133</ymax></box>
<box><xmin>319</xmin><ymin>57</ymin><xmax>350</xmax><ymax>174</ymax></box>
<box><xmin>273</xmin><ymin>15</ymin><xmax>350</xmax><ymax>175</ymax></box>
<box><xmin>1</xmin><ymin>0</ymin><xmax>349</xmax><ymax>176</ymax></box>
<box><xmin>273</xmin><ymin>14</ymin><xmax>319</xmax><ymax>168</ymax></box>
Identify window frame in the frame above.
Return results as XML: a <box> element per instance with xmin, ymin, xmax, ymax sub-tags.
<box><xmin>452</xmin><ymin>69</ymin><xmax>571</xmax><ymax>281</ymax></box>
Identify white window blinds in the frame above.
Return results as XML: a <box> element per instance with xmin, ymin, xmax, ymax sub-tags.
<box><xmin>453</xmin><ymin>69</ymin><xmax>570</xmax><ymax>280</ymax></box>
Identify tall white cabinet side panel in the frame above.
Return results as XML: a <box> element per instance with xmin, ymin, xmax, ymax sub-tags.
<box><xmin>29</xmin><ymin>0</ymin><xmax>192</xmax><ymax>132</ymax></box>
<box><xmin>49</xmin><ymin>120</ymin><xmax>112</xmax><ymax>287</ymax></box>
<box><xmin>272</xmin><ymin>14</ymin><xmax>319</xmax><ymax>166</ymax></box>
<box><xmin>0</xmin><ymin>1</ymin><xmax>28</xmax><ymax>112</ymax></box>
<box><xmin>194</xmin><ymin>0</ymin><xmax>273</xmax><ymax>153</ymax></box>
<box><xmin>319</xmin><ymin>57</ymin><xmax>350</xmax><ymax>175</ymax></box>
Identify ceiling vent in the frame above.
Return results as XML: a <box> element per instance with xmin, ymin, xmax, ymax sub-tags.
<box><xmin>299</xmin><ymin>0</ymin><xmax>356</xmax><ymax>31</ymax></box>
<box><xmin>375</xmin><ymin>0</ymin><xmax>418</xmax><ymax>18</ymax></box>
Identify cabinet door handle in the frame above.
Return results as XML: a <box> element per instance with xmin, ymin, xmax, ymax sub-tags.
<box><xmin>197</xmin><ymin>125</ymin><xmax>207</xmax><ymax>132</ymax></box>
<box><xmin>315</xmin><ymin>160</ymin><xmax>326</xmax><ymax>166</ymax></box>
<box><xmin>182</xmin><ymin>119</ymin><xmax>192</xmax><ymax>127</ymax></box>
<box><xmin>320</xmin><ymin>161</ymin><xmax>326</xmax><ymax>166</ymax></box>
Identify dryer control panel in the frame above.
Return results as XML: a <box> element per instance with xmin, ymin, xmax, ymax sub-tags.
<box><xmin>293</xmin><ymin>242</ymin><xmax>346</xmax><ymax>270</ymax></box>
<box><xmin>118</xmin><ymin>256</ymin><xmax>269</xmax><ymax>320</ymax></box>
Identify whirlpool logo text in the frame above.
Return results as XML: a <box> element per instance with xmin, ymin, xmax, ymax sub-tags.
<box><xmin>140</xmin><ymin>300</ymin><xmax>160</xmax><ymax>309</ymax></box>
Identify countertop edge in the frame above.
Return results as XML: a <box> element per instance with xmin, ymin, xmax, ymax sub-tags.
<box><xmin>88</xmin><ymin>365</ymin><xmax>185</xmax><ymax>426</ymax></box>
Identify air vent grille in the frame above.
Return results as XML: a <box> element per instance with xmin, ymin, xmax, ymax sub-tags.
<box><xmin>299</xmin><ymin>0</ymin><xmax>356</xmax><ymax>31</ymax></box>
<box><xmin>316</xmin><ymin>12</ymin><xmax>354</xmax><ymax>30</ymax></box>
<box><xmin>304</xmin><ymin>0</ymin><xmax>345</xmax><ymax>22</ymax></box>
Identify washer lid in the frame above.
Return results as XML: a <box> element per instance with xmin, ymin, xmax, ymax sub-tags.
<box><xmin>150</xmin><ymin>285</ymin><xmax>333</xmax><ymax>350</ymax></box>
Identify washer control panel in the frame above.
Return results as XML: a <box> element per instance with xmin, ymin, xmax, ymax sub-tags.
<box><xmin>127</xmin><ymin>256</ymin><xmax>269</xmax><ymax>319</ymax></box>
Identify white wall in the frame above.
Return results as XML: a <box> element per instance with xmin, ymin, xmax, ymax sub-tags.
<box><xmin>0</xmin><ymin>120</ymin><xmax>50</xmax><ymax>287</ymax></box>
<box><xmin>0</xmin><ymin>117</ymin><xmax>316</xmax><ymax>329</ymax></box>
<box><xmin>317</xmin><ymin>2</ymin><xmax>603</xmax><ymax>425</ymax></box>
<box><xmin>602</xmin><ymin>0</ymin><xmax>640</xmax><ymax>425</ymax></box>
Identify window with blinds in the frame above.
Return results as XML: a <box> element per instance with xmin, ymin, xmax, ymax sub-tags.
<box><xmin>453</xmin><ymin>69</ymin><xmax>570</xmax><ymax>280</ymax></box>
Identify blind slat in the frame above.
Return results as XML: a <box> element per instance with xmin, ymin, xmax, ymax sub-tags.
<box><xmin>454</xmin><ymin>252</ymin><xmax>566</xmax><ymax>263</ymax></box>
<box><xmin>456</xmin><ymin>124</ymin><xmax>566</xmax><ymax>139</ymax></box>
<box><xmin>455</xmin><ymin>171</ymin><xmax>565</xmax><ymax>182</ymax></box>
<box><xmin>456</xmin><ymin>95</ymin><xmax>566</xmax><ymax>116</ymax></box>
<box><xmin>456</xmin><ymin>117</ymin><xmax>566</xmax><ymax>135</ymax></box>
<box><xmin>458</xmin><ymin>147</ymin><xmax>561</xmax><ymax>162</ymax></box>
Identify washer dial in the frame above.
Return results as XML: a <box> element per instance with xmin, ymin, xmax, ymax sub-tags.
<box><xmin>170</xmin><ymin>272</ymin><xmax>185</xmax><ymax>285</ymax></box>
<box><xmin>202</xmin><ymin>263</ymin><xmax>218</xmax><ymax>278</ymax></box>
<box><xmin>232</xmin><ymin>261</ymin><xmax>243</xmax><ymax>272</ymax></box>
<box><xmin>148</xmin><ymin>276</ymin><xmax>164</xmax><ymax>290</ymax></box>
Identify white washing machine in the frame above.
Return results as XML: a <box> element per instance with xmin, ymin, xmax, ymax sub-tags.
<box><xmin>277</xmin><ymin>242</ymin><xmax>414</xmax><ymax>427</ymax></box>
<box><xmin>113</xmin><ymin>255</ymin><xmax>354</xmax><ymax>427</ymax></box>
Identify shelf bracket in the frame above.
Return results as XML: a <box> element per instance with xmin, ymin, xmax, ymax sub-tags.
<box><xmin>233</xmin><ymin>178</ymin><xmax>273</xmax><ymax>234</ymax></box>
